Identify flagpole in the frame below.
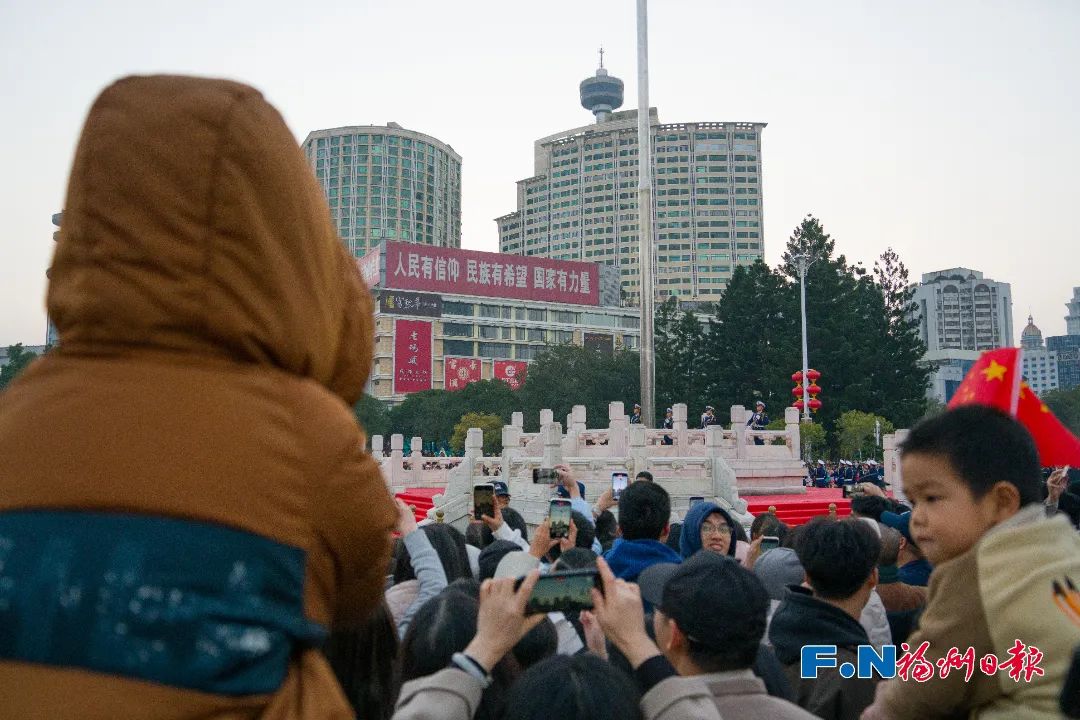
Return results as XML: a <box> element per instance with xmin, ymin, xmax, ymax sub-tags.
<box><xmin>636</xmin><ymin>0</ymin><xmax>656</xmax><ymax>428</ymax></box>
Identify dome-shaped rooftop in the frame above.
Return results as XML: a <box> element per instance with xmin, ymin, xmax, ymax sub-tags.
<box><xmin>1021</xmin><ymin>314</ymin><xmax>1043</xmax><ymax>349</ymax></box>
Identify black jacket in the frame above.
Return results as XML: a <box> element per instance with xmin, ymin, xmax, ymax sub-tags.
<box><xmin>769</xmin><ymin>586</ymin><xmax>880</xmax><ymax>720</ymax></box>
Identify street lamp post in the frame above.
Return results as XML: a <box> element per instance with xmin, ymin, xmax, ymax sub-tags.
<box><xmin>636</xmin><ymin>0</ymin><xmax>656</xmax><ymax>427</ymax></box>
<box><xmin>794</xmin><ymin>253</ymin><xmax>814</xmax><ymax>422</ymax></box>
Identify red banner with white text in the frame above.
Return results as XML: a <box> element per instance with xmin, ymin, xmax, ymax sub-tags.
<box><xmin>444</xmin><ymin>356</ymin><xmax>483</xmax><ymax>391</ymax></box>
<box><xmin>494</xmin><ymin>360</ymin><xmax>529</xmax><ymax>391</ymax></box>
<box><xmin>394</xmin><ymin>319</ymin><xmax>432</xmax><ymax>394</ymax></box>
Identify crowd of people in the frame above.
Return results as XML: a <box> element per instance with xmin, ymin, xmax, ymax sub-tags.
<box><xmin>1</xmin><ymin>76</ymin><xmax>1079</xmax><ymax>719</ymax></box>
<box><xmin>805</xmin><ymin>459</ymin><xmax>887</xmax><ymax>489</ymax></box>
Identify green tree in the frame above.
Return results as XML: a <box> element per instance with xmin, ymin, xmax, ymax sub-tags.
<box><xmin>655</xmin><ymin>298</ymin><xmax>710</xmax><ymax>421</ymax></box>
<box><xmin>517</xmin><ymin>344</ymin><xmax>640</xmax><ymax>431</ymax></box>
<box><xmin>353</xmin><ymin>393</ymin><xmax>390</xmax><ymax>439</ymax></box>
<box><xmin>800</xmin><ymin>421</ymin><xmax>828</xmax><ymax>461</ymax></box>
<box><xmin>704</xmin><ymin>261</ymin><xmax>798</xmax><ymax>416</ymax></box>
<box><xmin>450</xmin><ymin>412</ymin><xmax>504</xmax><ymax>455</ymax></box>
<box><xmin>1043</xmin><ymin>386</ymin><xmax>1080</xmax><ymax>436</ymax></box>
<box><xmin>835</xmin><ymin>410</ymin><xmax>894</xmax><ymax>460</ymax></box>
<box><xmin>387</xmin><ymin>379</ymin><xmax>516</xmax><ymax>446</ymax></box>
<box><xmin>0</xmin><ymin>344</ymin><xmax>41</xmax><ymax>390</ymax></box>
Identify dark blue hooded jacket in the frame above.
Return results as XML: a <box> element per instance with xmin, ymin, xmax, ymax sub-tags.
<box><xmin>679</xmin><ymin>502</ymin><xmax>738</xmax><ymax>559</ymax></box>
<box><xmin>603</xmin><ymin>538</ymin><xmax>682</xmax><ymax>582</ymax></box>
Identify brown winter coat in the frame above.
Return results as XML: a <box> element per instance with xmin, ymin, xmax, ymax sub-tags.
<box><xmin>0</xmin><ymin>75</ymin><xmax>395</xmax><ymax>718</ymax></box>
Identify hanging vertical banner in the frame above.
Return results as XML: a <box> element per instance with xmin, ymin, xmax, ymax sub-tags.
<box><xmin>394</xmin><ymin>319</ymin><xmax>432</xmax><ymax>394</ymax></box>
<box><xmin>444</xmin><ymin>356</ymin><xmax>483</xmax><ymax>391</ymax></box>
<box><xmin>494</xmin><ymin>360</ymin><xmax>529</xmax><ymax>390</ymax></box>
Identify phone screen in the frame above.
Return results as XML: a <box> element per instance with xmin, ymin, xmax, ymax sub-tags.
<box><xmin>611</xmin><ymin>472</ymin><xmax>629</xmax><ymax>500</ymax></box>
<box><xmin>549</xmin><ymin>499</ymin><xmax>572</xmax><ymax>539</ymax></box>
<box><xmin>518</xmin><ymin>570</ymin><xmax>600</xmax><ymax>614</ymax></box>
<box><xmin>689</xmin><ymin>496</ymin><xmax>705</xmax><ymax>508</ymax></box>
<box><xmin>533</xmin><ymin>467</ymin><xmax>559</xmax><ymax>484</ymax></box>
<box><xmin>474</xmin><ymin>484</ymin><xmax>494</xmax><ymax>520</ymax></box>
<box><xmin>760</xmin><ymin>536</ymin><xmax>780</xmax><ymax>554</ymax></box>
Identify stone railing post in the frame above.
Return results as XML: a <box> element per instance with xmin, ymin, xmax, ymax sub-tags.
<box><xmin>571</xmin><ymin>405</ymin><xmax>587</xmax><ymax>434</ymax></box>
<box><xmin>608</xmin><ymin>401</ymin><xmax>628</xmax><ymax>455</ymax></box>
<box><xmin>502</xmin><ymin>423</ymin><xmax>523</xmax><ymax>496</ymax></box>
<box><xmin>884</xmin><ymin>430</ymin><xmax>908</xmax><ymax>503</ymax></box>
<box><xmin>410</xmin><ymin>436</ymin><xmax>424</xmax><ymax>485</ymax></box>
<box><xmin>673</xmin><ymin>403</ymin><xmax>688</xmax><ymax>449</ymax></box>
<box><xmin>784</xmin><ymin>407</ymin><xmax>801</xmax><ymax>460</ymax></box>
<box><xmin>512</xmin><ymin>412</ymin><xmax>524</xmax><ymax>429</ymax></box>
<box><xmin>706</xmin><ymin>427</ymin><xmax>741</xmax><ymax>510</ymax></box>
<box><xmin>730</xmin><ymin>406</ymin><xmax>747</xmax><ymax>459</ymax></box>
<box><xmin>370</xmin><ymin>434</ymin><xmax>384</xmax><ymax>457</ymax></box>
<box><xmin>540</xmin><ymin>409</ymin><xmax>554</xmax><ymax>428</ymax></box>
<box><xmin>465</xmin><ymin>427</ymin><xmax>484</xmax><ymax>483</ymax></box>
<box><xmin>389</xmin><ymin>434</ymin><xmax>405</xmax><ymax>488</ymax></box>
<box><xmin>542</xmin><ymin>421</ymin><xmax>564</xmax><ymax>470</ymax></box>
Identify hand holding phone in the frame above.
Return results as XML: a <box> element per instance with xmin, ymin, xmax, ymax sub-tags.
<box><xmin>514</xmin><ymin>569</ymin><xmax>602</xmax><ymax>614</ymax></box>
<box><xmin>533</xmin><ymin>467</ymin><xmax>558</xmax><ymax>484</ymax></box>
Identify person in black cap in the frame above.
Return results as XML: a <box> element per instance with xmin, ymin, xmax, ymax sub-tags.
<box><xmin>700</xmin><ymin>406</ymin><xmax>717</xmax><ymax>429</ymax></box>
<box><xmin>747</xmin><ymin>401</ymin><xmax>769</xmax><ymax>445</ymax></box>
<box><xmin>637</xmin><ymin>554</ymin><xmax>816</xmax><ymax>719</ymax></box>
<box><xmin>492</xmin><ymin>480</ymin><xmax>512</xmax><ymax>511</ymax></box>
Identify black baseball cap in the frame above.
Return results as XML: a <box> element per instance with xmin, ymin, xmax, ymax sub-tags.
<box><xmin>639</xmin><ymin>552</ymin><xmax>769</xmax><ymax>651</ymax></box>
<box><xmin>492</xmin><ymin>481</ymin><xmax>510</xmax><ymax>497</ymax></box>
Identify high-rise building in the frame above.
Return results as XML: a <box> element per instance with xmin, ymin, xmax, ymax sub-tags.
<box><xmin>1046</xmin><ymin>286</ymin><xmax>1080</xmax><ymax>391</ymax></box>
<box><xmin>1019</xmin><ymin>315</ymin><xmax>1059</xmax><ymax>395</ymax></box>
<box><xmin>496</xmin><ymin>64</ymin><xmax>765</xmax><ymax>306</ymax></box>
<box><xmin>1066</xmin><ymin>287</ymin><xmax>1080</xmax><ymax>336</ymax></box>
<box><xmin>45</xmin><ymin>212</ymin><xmax>61</xmax><ymax>346</ymax></box>
<box><xmin>911</xmin><ymin>267</ymin><xmax>1014</xmax><ymax>403</ymax></box>
<box><xmin>301</xmin><ymin>124</ymin><xmax>462</xmax><ymax>258</ymax></box>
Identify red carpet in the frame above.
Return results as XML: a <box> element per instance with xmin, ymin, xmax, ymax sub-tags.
<box><xmin>745</xmin><ymin>488</ymin><xmax>853</xmax><ymax>526</ymax></box>
<box><xmin>396</xmin><ymin>487</ymin><xmax>442</xmax><ymax>522</ymax></box>
<box><xmin>398</xmin><ymin>486</ymin><xmax>858</xmax><ymax>526</ymax></box>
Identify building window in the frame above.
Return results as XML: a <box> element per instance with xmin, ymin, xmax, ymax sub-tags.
<box><xmin>443</xmin><ymin>340</ymin><xmax>475</xmax><ymax>356</ymax></box>
<box><xmin>442</xmin><ymin>322</ymin><xmax>473</xmax><ymax>337</ymax></box>
<box><xmin>443</xmin><ymin>301</ymin><xmax>474</xmax><ymax>316</ymax></box>
<box><xmin>478</xmin><ymin>342</ymin><xmax>512</xmax><ymax>358</ymax></box>
<box><xmin>479</xmin><ymin>325</ymin><xmax>501</xmax><ymax>340</ymax></box>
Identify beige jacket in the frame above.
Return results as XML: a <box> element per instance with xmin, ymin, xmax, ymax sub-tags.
<box><xmin>393</xmin><ymin>668</ymin><xmax>723</xmax><ymax>720</ymax></box>
<box><xmin>663</xmin><ymin>669</ymin><xmax>818</xmax><ymax>719</ymax></box>
<box><xmin>868</xmin><ymin>505</ymin><xmax>1080</xmax><ymax>719</ymax></box>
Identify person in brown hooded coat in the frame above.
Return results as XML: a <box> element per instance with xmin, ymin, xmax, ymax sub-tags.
<box><xmin>0</xmin><ymin>75</ymin><xmax>396</xmax><ymax>718</ymax></box>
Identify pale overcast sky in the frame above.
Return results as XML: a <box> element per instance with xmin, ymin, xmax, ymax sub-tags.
<box><xmin>1</xmin><ymin>0</ymin><xmax>1077</xmax><ymax>347</ymax></box>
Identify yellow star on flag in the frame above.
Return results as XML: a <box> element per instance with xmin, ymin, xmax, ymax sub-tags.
<box><xmin>1041</xmin><ymin>403</ymin><xmax>1050</xmax><ymax>413</ymax></box>
<box><xmin>981</xmin><ymin>360</ymin><xmax>1008</xmax><ymax>382</ymax></box>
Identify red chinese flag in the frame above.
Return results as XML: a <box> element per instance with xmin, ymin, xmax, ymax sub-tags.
<box><xmin>947</xmin><ymin>348</ymin><xmax>1022</xmax><ymax>415</ymax></box>
<box><xmin>1016</xmin><ymin>382</ymin><xmax>1080</xmax><ymax>467</ymax></box>
<box><xmin>948</xmin><ymin>348</ymin><xmax>1080</xmax><ymax>466</ymax></box>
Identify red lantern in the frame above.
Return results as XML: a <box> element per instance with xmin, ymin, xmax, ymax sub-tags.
<box><xmin>807</xmin><ymin>383</ymin><xmax>822</xmax><ymax>397</ymax></box>
<box><xmin>791</xmin><ymin>371</ymin><xmax>804</xmax><ymax>384</ymax></box>
<box><xmin>807</xmin><ymin>369</ymin><xmax>821</xmax><ymax>382</ymax></box>
<box><xmin>809</xmin><ymin>398</ymin><xmax>822</xmax><ymax>413</ymax></box>
<box><xmin>793</xmin><ymin>400</ymin><xmax>805</xmax><ymax>412</ymax></box>
<box><xmin>792</xmin><ymin>384</ymin><xmax>805</xmax><ymax>397</ymax></box>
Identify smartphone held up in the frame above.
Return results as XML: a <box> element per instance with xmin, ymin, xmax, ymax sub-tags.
<box><xmin>474</xmin><ymin>483</ymin><xmax>494</xmax><ymax>520</ymax></box>
<box><xmin>549</xmin><ymin>498</ymin><xmax>572</xmax><ymax>539</ymax></box>
<box><xmin>515</xmin><ymin>569</ymin><xmax>603</xmax><ymax>615</ymax></box>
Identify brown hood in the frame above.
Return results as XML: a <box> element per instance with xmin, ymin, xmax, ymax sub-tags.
<box><xmin>47</xmin><ymin>75</ymin><xmax>372</xmax><ymax>403</ymax></box>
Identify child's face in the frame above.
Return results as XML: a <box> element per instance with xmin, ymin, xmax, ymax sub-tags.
<box><xmin>902</xmin><ymin>452</ymin><xmax>1015</xmax><ymax>566</ymax></box>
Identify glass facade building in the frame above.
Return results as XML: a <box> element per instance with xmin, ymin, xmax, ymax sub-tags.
<box><xmin>301</xmin><ymin>123</ymin><xmax>462</xmax><ymax>257</ymax></box>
